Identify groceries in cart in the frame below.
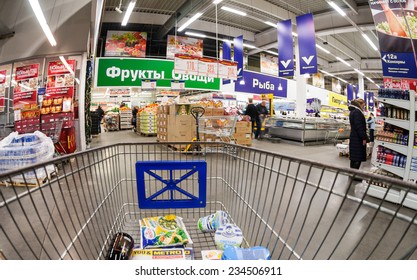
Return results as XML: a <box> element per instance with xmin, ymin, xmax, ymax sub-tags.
<box><xmin>130</xmin><ymin>248</ymin><xmax>194</xmax><ymax>260</ymax></box>
<box><xmin>139</xmin><ymin>215</ymin><xmax>193</xmax><ymax>248</ymax></box>
<box><xmin>215</xmin><ymin>223</ymin><xmax>243</xmax><ymax>250</ymax></box>
<box><xmin>198</xmin><ymin>210</ymin><xmax>229</xmax><ymax>232</ymax></box>
<box><xmin>221</xmin><ymin>246</ymin><xmax>271</xmax><ymax>260</ymax></box>
<box><xmin>106</xmin><ymin>232</ymin><xmax>134</xmax><ymax>260</ymax></box>
<box><xmin>0</xmin><ymin>131</ymin><xmax>54</xmax><ymax>174</ymax></box>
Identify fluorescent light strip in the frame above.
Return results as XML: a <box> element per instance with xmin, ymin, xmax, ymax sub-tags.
<box><xmin>28</xmin><ymin>0</ymin><xmax>57</xmax><ymax>46</ymax></box>
<box><xmin>366</xmin><ymin>76</ymin><xmax>375</xmax><ymax>83</ymax></box>
<box><xmin>336</xmin><ymin>57</ymin><xmax>351</xmax><ymax>67</ymax></box>
<box><xmin>328</xmin><ymin>1</ymin><xmax>346</xmax><ymax>17</ymax></box>
<box><xmin>320</xmin><ymin>70</ymin><xmax>334</xmax><ymax>77</ymax></box>
<box><xmin>265</xmin><ymin>21</ymin><xmax>277</xmax><ymax>28</ymax></box>
<box><xmin>59</xmin><ymin>56</ymin><xmax>79</xmax><ymax>83</ymax></box>
<box><xmin>243</xmin><ymin>43</ymin><xmax>256</xmax><ymax>49</ymax></box>
<box><xmin>316</xmin><ymin>44</ymin><xmax>330</xmax><ymax>54</ymax></box>
<box><xmin>221</xmin><ymin>6</ymin><xmax>247</xmax><ymax>16</ymax></box>
<box><xmin>213</xmin><ymin>0</ymin><xmax>223</xmax><ymax>4</ymax></box>
<box><xmin>362</xmin><ymin>33</ymin><xmax>378</xmax><ymax>51</ymax></box>
<box><xmin>319</xmin><ymin>69</ymin><xmax>348</xmax><ymax>84</ymax></box>
<box><xmin>178</xmin><ymin>12</ymin><xmax>203</xmax><ymax>32</ymax></box>
<box><xmin>265</xmin><ymin>50</ymin><xmax>278</xmax><ymax>56</ymax></box>
<box><xmin>121</xmin><ymin>1</ymin><xmax>136</xmax><ymax>26</ymax></box>
<box><xmin>185</xmin><ymin>31</ymin><xmax>206</xmax><ymax>38</ymax></box>
<box><xmin>354</xmin><ymin>68</ymin><xmax>364</xmax><ymax>76</ymax></box>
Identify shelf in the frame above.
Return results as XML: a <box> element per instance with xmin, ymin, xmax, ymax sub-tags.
<box><xmin>374</xmin><ymin>140</ymin><xmax>408</xmax><ymax>155</ymax></box>
<box><xmin>377</xmin><ymin>117</ymin><xmax>410</xmax><ymax>130</ymax></box>
<box><xmin>378</xmin><ymin>97</ymin><xmax>410</xmax><ymax>110</ymax></box>
<box><xmin>373</xmin><ymin>162</ymin><xmax>405</xmax><ymax>178</ymax></box>
<box><xmin>367</xmin><ymin>184</ymin><xmax>401</xmax><ymax>204</ymax></box>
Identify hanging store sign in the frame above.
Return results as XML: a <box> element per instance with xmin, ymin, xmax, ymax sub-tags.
<box><xmin>369</xmin><ymin>0</ymin><xmax>417</xmax><ymax>78</ymax></box>
<box><xmin>0</xmin><ymin>69</ymin><xmax>6</xmax><ymax>113</ymax></box>
<box><xmin>383</xmin><ymin>77</ymin><xmax>417</xmax><ymax>91</ymax></box>
<box><xmin>105</xmin><ymin>31</ymin><xmax>147</xmax><ymax>58</ymax></box>
<box><xmin>234</xmin><ymin>70</ymin><xmax>288</xmax><ymax>98</ymax></box>
<box><xmin>218</xmin><ymin>60</ymin><xmax>238</xmax><ymax>80</ymax></box>
<box><xmin>260</xmin><ymin>53</ymin><xmax>278</xmax><ymax>76</ymax></box>
<box><xmin>171</xmin><ymin>80</ymin><xmax>185</xmax><ymax>91</ymax></box>
<box><xmin>328</xmin><ymin>92</ymin><xmax>348</xmax><ymax>110</ymax></box>
<box><xmin>296</xmin><ymin>13</ymin><xmax>318</xmax><ymax>75</ymax></box>
<box><xmin>234</xmin><ymin>35</ymin><xmax>244</xmax><ymax>80</ymax></box>
<box><xmin>198</xmin><ymin>57</ymin><xmax>218</xmax><ymax>78</ymax></box>
<box><xmin>95</xmin><ymin>58</ymin><xmax>220</xmax><ymax>90</ymax></box>
<box><xmin>222</xmin><ymin>40</ymin><xmax>232</xmax><ymax>85</ymax></box>
<box><xmin>166</xmin><ymin>35</ymin><xmax>203</xmax><ymax>59</ymax></box>
<box><xmin>347</xmin><ymin>84</ymin><xmax>354</xmax><ymax>101</ymax></box>
<box><xmin>174</xmin><ymin>54</ymin><xmax>199</xmax><ymax>75</ymax></box>
<box><xmin>277</xmin><ymin>20</ymin><xmax>294</xmax><ymax>77</ymax></box>
<box><xmin>141</xmin><ymin>79</ymin><xmax>157</xmax><ymax>90</ymax></box>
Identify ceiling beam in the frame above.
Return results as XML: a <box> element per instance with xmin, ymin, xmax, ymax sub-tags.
<box><xmin>342</xmin><ymin>0</ymin><xmax>358</xmax><ymax>15</ymax></box>
<box><xmin>316</xmin><ymin>24</ymin><xmax>375</xmax><ymax>37</ymax></box>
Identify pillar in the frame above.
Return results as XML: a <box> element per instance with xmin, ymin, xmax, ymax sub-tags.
<box><xmin>295</xmin><ymin>41</ymin><xmax>307</xmax><ymax>118</ymax></box>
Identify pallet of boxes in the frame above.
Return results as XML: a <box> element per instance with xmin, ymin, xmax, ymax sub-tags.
<box><xmin>157</xmin><ymin>103</ymin><xmax>196</xmax><ymax>150</ymax></box>
<box><xmin>233</xmin><ymin>120</ymin><xmax>252</xmax><ymax>146</ymax></box>
<box><xmin>139</xmin><ymin>106</ymin><xmax>158</xmax><ymax>136</ymax></box>
<box><xmin>119</xmin><ymin>107</ymin><xmax>132</xmax><ymax>130</ymax></box>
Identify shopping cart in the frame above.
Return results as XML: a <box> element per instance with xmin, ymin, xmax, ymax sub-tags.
<box><xmin>1</xmin><ymin>142</ymin><xmax>417</xmax><ymax>260</ymax></box>
<box><xmin>198</xmin><ymin>115</ymin><xmax>238</xmax><ymax>155</ymax></box>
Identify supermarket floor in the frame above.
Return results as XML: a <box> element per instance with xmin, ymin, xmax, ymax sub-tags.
<box><xmin>90</xmin><ymin>129</ymin><xmax>373</xmax><ymax>172</ymax></box>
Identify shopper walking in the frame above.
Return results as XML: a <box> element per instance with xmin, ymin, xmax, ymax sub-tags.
<box><xmin>348</xmin><ymin>98</ymin><xmax>369</xmax><ymax>169</ymax></box>
<box><xmin>96</xmin><ymin>106</ymin><xmax>104</xmax><ymax>133</ymax></box>
<box><xmin>256</xmin><ymin>100</ymin><xmax>269</xmax><ymax>139</ymax></box>
<box><xmin>367</xmin><ymin>112</ymin><xmax>375</xmax><ymax>143</ymax></box>
<box><xmin>132</xmin><ymin>106</ymin><xmax>139</xmax><ymax>131</ymax></box>
<box><xmin>245</xmin><ymin>98</ymin><xmax>261</xmax><ymax>140</ymax></box>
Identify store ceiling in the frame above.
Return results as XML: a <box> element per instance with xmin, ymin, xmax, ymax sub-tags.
<box><xmin>103</xmin><ymin>0</ymin><xmax>382</xmax><ymax>90</ymax></box>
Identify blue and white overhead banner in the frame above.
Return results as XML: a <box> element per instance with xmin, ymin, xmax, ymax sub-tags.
<box><xmin>347</xmin><ymin>84</ymin><xmax>354</xmax><ymax>101</ymax></box>
<box><xmin>296</xmin><ymin>13</ymin><xmax>318</xmax><ymax>75</ymax></box>
<box><xmin>380</xmin><ymin>52</ymin><xmax>417</xmax><ymax>79</ymax></box>
<box><xmin>233</xmin><ymin>35</ymin><xmax>244</xmax><ymax>82</ymax></box>
<box><xmin>277</xmin><ymin>20</ymin><xmax>294</xmax><ymax>77</ymax></box>
<box><xmin>222</xmin><ymin>40</ymin><xmax>232</xmax><ymax>85</ymax></box>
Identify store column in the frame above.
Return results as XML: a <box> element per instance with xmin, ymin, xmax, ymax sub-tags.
<box><xmin>358</xmin><ymin>74</ymin><xmax>365</xmax><ymax>99</ymax></box>
<box><xmin>295</xmin><ymin>41</ymin><xmax>307</xmax><ymax>118</ymax></box>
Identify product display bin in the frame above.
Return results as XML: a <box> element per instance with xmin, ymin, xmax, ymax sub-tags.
<box><xmin>1</xmin><ymin>142</ymin><xmax>417</xmax><ymax>260</ymax></box>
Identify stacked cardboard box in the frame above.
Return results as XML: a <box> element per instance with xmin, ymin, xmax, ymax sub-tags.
<box><xmin>202</xmin><ymin>107</ymin><xmax>224</xmax><ymax>117</ymax></box>
<box><xmin>119</xmin><ymin>109</ymin><xmax>132</xmax><ymax>130</ymax></box>
<box><xmin>157</xmin><ymin>104</ymin><xmax>196</xmax><ymax>143</ymax></box>
<box><xmin>234</xmin><ymin>121</ymin><xmax>252</xmax><ymax>146</ymax></box>
<box><xmin>140</xmin><ymin>111</ymin><xmax>157</xmax><ymax>135</ymax></box>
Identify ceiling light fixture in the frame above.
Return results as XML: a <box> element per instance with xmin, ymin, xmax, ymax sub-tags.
<box><xmin>115</xmin><ymin>0</ymin><xmax>123</xmax><ymax>13</ymax></box>
<box><xmin>178</xmin><ymin>12</ymin><xmax>203</xmax><ymax>32</ymax></box>
<box><xmin>328</xmin><ymin>1</ymin><xmax>346</xmax><ymax>17</ymax></box>
<box><xmin>213</xmin><ymin>0</ymin><xmax>223</xmax><ymax>4</ymax></box>
<box><xmin>336</xmin><ymin>57</ymin><xmax>351</xmax><ymax>67</ymax></box>
<box><xmin>243</xmin><ymin>43</ymin><xmax>256</xmax><ymax>49</ymax></box>
<box><xmin>362</xmin><ymin>33</ymin><xmax>378</xmax><ymax>51</ymax></box>
<box><xmin>354</xmin><ymin>68</ymin><xmax>364</xmax><ymax>76</ymax></box>
<box><xmin>28</xmin><ymin>0</ymin><xmax>57</xmax><ymax>46</ymax></box>
<box><xmin>121</xmin><ymin>0</ymin><xmax>136</xmax><ymax>26</ymax></box>
<box><xmin>185</xmin><ymin>31</ymin><xmax>206</xmax><ymax>38</ymax></box>
<box><xmin>265</xmin><ymin>21</ymin><xmax>277</xmax><ymax>28</ymax></box>
<box><xmin>221</xmin><ymin>6</ymin><xmax>247</xmax><ymax>16</ymax></box>
<box><xmin>316</xmin><ymin>44</ymin><xmax>330</xmax><ymax>54</ymax></box>
<box><xmin>265</xmin><ymin>50</ymin><xmax>279</xmax><ymax>56</ymax></box>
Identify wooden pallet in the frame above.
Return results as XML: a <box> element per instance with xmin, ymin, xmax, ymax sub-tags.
<box><xmin>0</xmin><ymin>177</ymin><xmax>46</xmax><ymax>188</ymax></box>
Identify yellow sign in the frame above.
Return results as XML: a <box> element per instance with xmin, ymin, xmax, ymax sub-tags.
<box><xmin>260</xmin><ymin>94</ymin><xmax>274</xmax><ymax>100</ymax></box>
<box><xmin>328</xmin><ymin>92</ymin><xmax>348</xmax><ymax>110</ymax></box>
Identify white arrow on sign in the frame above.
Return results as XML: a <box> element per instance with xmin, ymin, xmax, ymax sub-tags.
<box><xmin>382</xmin><ymin>54</ymin><xmax>387</xmax><ymax>63</ymax></box>
<box><xmin>280</xmin><ymin>59</ymin><xmax>292</xmax><ymax>69</ymax></box>
<box><xmin>302</xmin><ymin>55</ymin><xmax>315</xmax><ymax>65</ymax></box>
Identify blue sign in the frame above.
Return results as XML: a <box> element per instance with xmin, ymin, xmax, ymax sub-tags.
<box><xmin>223</xmin><ymin>40</ymin><xmax>232</xmax><ymax>85</ymax></box>
<box><xmin>277</xmin><ymin>20</ymin><xmax>294</xmax><ymax>77</ymax></box>
<box><xmin>234</xmin><ymin>70</ymin><xmax>287</xmax><ymax>98</ymax></box>
<box><xmin>296</xmin><ymin>13</ymin><xmax>318</xmax><ymax>75</ymax></box>
<box><xmin>381</xmin><ymin>52</ymin><xmax>417</xmax><ymax>79</ymax></box>
<box><xmin>234</xmin><ymin>35</ymin><xmax>244</xmax><ymax>81</ymax></box>
<box><xmin>347</xmin><ymin>84</ymin><xmax>354</xmax><ymax>101</ymax></box>
<box><xmin>37</xmin><ymin>87</ymin><xmax>46</xmax><ymax>95</ymax></box>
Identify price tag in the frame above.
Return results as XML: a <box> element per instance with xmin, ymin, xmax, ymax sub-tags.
<box><xmin>174</xmin><ymin>54</ymin><xmax>199</xmax><ymax>75</ymax></box>
<box><xmin>171</xmin><ymin>80</ymin><xmax>185</xmax><ymax>91</ymax></box>
<box><xmin>198</xmin><ymin>58</ymin><xmax>218</xmax><ymax>78</ymax></box>
<box><xmin>142</xmin><ymin>80</ymin><xmax>157</xmax><ymax>90</ymax></box>
<box><xmin>218</xmin><ymin>60</ymin><xmax>238</xmax><ymax>80</ymax></box>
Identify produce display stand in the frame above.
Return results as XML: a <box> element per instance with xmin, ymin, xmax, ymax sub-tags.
<box><xmin>1</xmin><ymin>142</ymin><xmax>417</xmax><ymax>260</ymax></box>
<box><xmin>103</xmin><ymin>113</ymin><xmax>119</xmax><ymax>132</ymax></box>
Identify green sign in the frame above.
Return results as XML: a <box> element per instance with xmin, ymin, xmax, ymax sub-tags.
<box><xmin>95</xmin><ymin>58</ymin><xmax>220</xmax><ymax>90</ymax></box>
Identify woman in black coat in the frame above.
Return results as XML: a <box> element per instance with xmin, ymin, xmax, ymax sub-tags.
<box><xmin>349</xmin><ymin>98</ymin><xmax>368</xmax><ymax>169</ymax></box>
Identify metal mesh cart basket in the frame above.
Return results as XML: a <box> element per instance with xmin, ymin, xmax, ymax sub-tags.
<box><xmin>1</xmin><ymin>142</ymin><xmax>417</xmax><ymax>260</ymax></box>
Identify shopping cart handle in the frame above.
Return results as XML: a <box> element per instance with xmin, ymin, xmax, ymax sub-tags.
<box><xmin>190</xmin><ymin>107</ymin><xmax>205</xmax><ymax>120</ymax></box>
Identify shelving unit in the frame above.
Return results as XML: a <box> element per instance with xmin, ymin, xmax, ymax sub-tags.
<box><xmin>119</xmin><ymin>109</ymin><xmax>133</xmax><ymax>130</ymax></box>
<box><xmin>371</xmin><ymin>90</ymin><xmax>417</xmax><ymax>209</ymax></box>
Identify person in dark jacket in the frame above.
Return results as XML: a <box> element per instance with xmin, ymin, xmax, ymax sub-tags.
<box><xmin>349</xmin><ymin>98</ymin><xmax>368</xmax><ymax>169</ymax></box>
<box><xmin>96</xmin><ymin>106</ymin><xmax>104</xmax><ymax>133</ymax></box>
<box><xmin>245</xmin><ymin>98</ymin><xmax>261</xmax><ymax>139</ymax></box>
<box><xmin>256</xmin><ymin>100</ymin><xmax>269</xmax><ymax>139</ymax></box>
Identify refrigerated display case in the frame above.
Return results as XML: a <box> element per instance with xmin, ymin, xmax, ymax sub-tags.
<box><xmin>266</xmin><ymin>117</ymin><xmax>350</xmax><ymax>144</ymax></box>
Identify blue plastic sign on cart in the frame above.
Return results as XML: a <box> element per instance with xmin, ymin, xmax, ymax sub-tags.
<box><xmin>136</xmin><ymin>161</ymin><xmax>207</xmax><ymax>209</ymax></box>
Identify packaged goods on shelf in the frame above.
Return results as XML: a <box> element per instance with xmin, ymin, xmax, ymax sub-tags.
<box><xmin>378</xmin><ymin>88</ymin><xmax>410</xmax><ymax>100</ymax></box>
